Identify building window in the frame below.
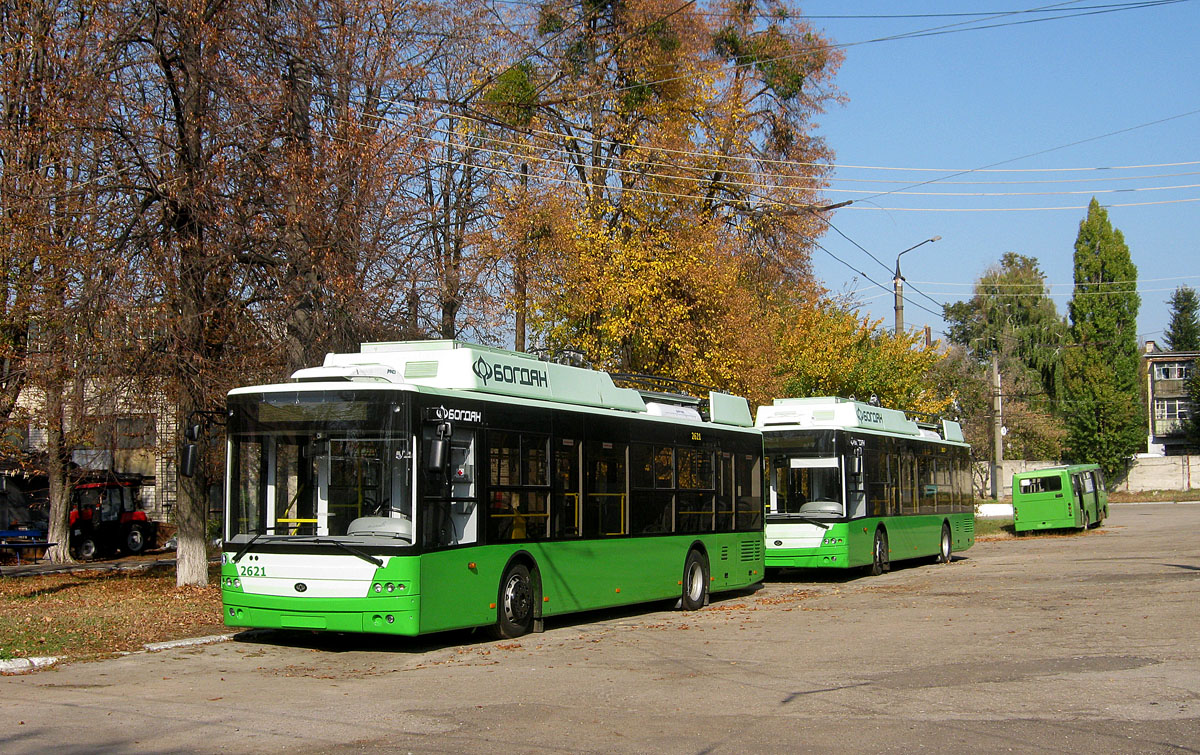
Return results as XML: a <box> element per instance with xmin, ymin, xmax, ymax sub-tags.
<box><xmin>1154</xmin><ymin>362</ymin><xmax>1193</xmax><ymax>381</ymax></box>
<box><xmin>1154</xmin><ymin>398</ymin><xmax>1191</xmax><ymax>421</ymax></box>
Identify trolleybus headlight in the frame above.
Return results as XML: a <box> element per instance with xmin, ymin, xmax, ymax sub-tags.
<box><xmin>374</xmin><ymin>583</ymin><xmax>382</xmax><ymax>593</ymax></box>
<box><xmin>386</xmin><ymin>583</ymin><xmax>395</xmax><ymax>592</ymax></box>
<box><xmin>386</xmin><ymin>614</ymin><xmax>395</xmax><ymax>624</ymax></box>
<box><xmin>234</xmin><ymin>578</ymin><xmax>241</xmax><ymax>588</ymax></box>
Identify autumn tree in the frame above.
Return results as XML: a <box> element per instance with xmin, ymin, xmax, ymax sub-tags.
<box><xmin>0</xmin><ymin>0</ymin><xmax>138</xmax><ymax>563</ymax></box>
<box><xmin>773</xmin><ymin>297</ymin><xmax>951</xmax><ymax>415</ymax></box>
<box><xmin>489</xmin><ymin>0</ymin><xmax>843</xmax><ymax>389</ymax></box>
<box><xmin>1164</xmin><ymin>285</ymin><xmax>1200</xmax><ymax>352</ymax></box>
<box><xmin>1062</xmin><ymin>199</ymin><xmax>1143</xmax><ymax>485</ymax></box>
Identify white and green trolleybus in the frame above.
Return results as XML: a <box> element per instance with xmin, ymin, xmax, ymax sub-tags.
<box><xmin>756</xmin><ymin>397</ymin><xmax>974</xmax><ymax>575</ymax></box>
<box><xmin>220</xmin><ymin>340</ymin><xmax>765</xmax><ymax>638</ymax></box>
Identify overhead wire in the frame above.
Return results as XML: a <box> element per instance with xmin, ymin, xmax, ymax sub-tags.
<box><xmin>374</xmin><ymin>98</ymin><xmax>1200</xmax><ymax>216</ymax></box>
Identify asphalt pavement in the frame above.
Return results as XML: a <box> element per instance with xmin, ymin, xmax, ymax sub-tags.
<box><xmin>2</xmin><ymin>503</ymin><xmax>1198</xmax><ymax>754</ymax></box>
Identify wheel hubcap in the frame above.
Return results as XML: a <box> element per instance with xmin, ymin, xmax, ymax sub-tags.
<box><xmin>503</xmin><ymin>576</ymin><xmax>530</xmax><ymax>622</ymax></box>
<box><xmin>687</xmin><ymin>564</ymin><xmax>704</xmax><ymax>601</ymax></box>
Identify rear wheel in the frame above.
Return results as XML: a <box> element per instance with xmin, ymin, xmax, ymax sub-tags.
<box><xmin>494</xmin><ymin>563</ymin><xmax>535</xmax><ymax>639</ymax></box>
<box><xmin>870</xmin><ymin>528</ymin><xmax>889</xmax><ymax>576</ymax></box>
<box><xmin>123</xmin><ymin>524</ymin><xmax>148</xmax><ymax>555</ymax></box>
<box><xmin>937</xmin><ymin>522</ymin><xmax>952</xmax><ymax>564</ymax></box>
<box><xmin>681</xmin><ymin>550</ymin><xmax>709</xmax><ymax>611</ymax></box>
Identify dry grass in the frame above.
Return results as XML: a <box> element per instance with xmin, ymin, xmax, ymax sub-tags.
<box><xmin>1108</xmin><ymin>489</ymin><xmax>1200</xmax><ymax>503</ymax></box>
<box><xmin>0</xmin><ymin>564</ymin><xmax>226</xmax><ymax>664</ymax></box>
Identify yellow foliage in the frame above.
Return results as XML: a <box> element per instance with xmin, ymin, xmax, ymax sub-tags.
<box><xmin>774</xmin><ymin>299</ymin><xmax>952</xmax><ymax>415</ymax></box>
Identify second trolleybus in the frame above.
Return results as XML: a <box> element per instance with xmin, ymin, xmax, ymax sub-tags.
<box><xmin>756</xmin><ymin>397</ymin><xmax>975</xmax><ymax>575</ymax></box>
<box><xmin>218</xmin><ymin>340</ymin><xmax>765</xmax><ymax>639</ymax></box>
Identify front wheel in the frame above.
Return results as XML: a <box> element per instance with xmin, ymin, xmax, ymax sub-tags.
<box><xmin>870</xmin><ymin>528</ymin><xmax>889</xmax><ymax>576</ymax></box>
<box><xmin>937</xmin><ymin>523</ymin><xmax>952</xmax><ymax>564</ymax></box>
<box><xmin>73</xmin><ymin>536</ymin><xmax>98</xmax><ymax>561</ymax></box>
<box><xmin>494</xmin><ymin>563</ymin><xmax>535</xmax><ymax>639</ymax></box>
<box><xmin>680</xmin><ymin>550</ymin><xmax>709</xmax><ymax>611</ymax></box>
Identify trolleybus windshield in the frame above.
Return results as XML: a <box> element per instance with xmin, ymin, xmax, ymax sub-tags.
<box><xmin>227</xmin><ymin>391</ymin><xmax>413</xmax><ymax>544</ymax></box>
<box><xmin>772</xmin><ymin>457</ymin><xmax>843</xmax><ymax>518</ymax></box>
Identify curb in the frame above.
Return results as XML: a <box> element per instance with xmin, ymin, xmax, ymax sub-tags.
<box><xmin>143</xmin><ymin>634</ymin><xmax>235</xmax><ymax>652</ymax></box>
<box><xmin>0</xmin><ymin>656</ymin><xmax>61</xmax><ymax>673</ymax></box>
<box><xmin>2</xmin><ymin>633</ymin><xmax>235</xmax><ymax>675</ymax></box>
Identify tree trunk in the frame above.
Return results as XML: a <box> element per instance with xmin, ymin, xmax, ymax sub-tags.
<box><xmin>44</xmin><ymin>385</ymin><xmax>75</xmax><ymax>565</ymax></box>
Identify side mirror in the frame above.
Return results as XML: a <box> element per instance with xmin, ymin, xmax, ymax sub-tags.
<box><xmin>427</xmin><ymin>437</ymin><xmax>449</xmax><ymax>472</ymax></box>
<box><xmin>849</xmin><ymin>444</ymin><xmax>864</xmax><ymax>478</ymax></box>
<box><xmin>426</xmin><ymin>421</ymin><xmax>451</xmax><ymax>473</ymax></box>
<box><xmin>184</xmin><ymin>423</ymin><xmax>203</xmax><ymax>442</ymax></box>
<box><xmin>180</xmin><ymin>444</ymin><xmax>199</xmax><ymax>478</ymax></box>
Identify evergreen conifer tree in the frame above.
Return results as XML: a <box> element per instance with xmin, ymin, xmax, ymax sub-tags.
<box><xmin>1062</xmin><ymin>199</ymin><xmax>1144</xmax><ymax>484</ymax></box>
<box><xmin>1164</xmin><ymin>286</ymin><xmax>1200</xmax><ymax>351</ymax></box>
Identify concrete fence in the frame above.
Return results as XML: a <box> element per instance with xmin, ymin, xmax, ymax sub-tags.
<box><xmin>976</xmin><ymin>455</ymin><xmax>1200</xmax><ymax>499</ymax></box>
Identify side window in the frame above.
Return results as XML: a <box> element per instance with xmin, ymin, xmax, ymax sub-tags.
<box><xmin>677</xmin><ymin>447</ymin><xmax>715</xmax><ymax>533</ymax></box>
<box><xmin>865</xmin><ymin>449</ymin><xmax>890</xmax><ymax>517</ymax></box>
<box><xmin>553</xmin><ymin>439</ymin><xmax>581</xmax><ymax>537</ymax></box>
<box><xmin>917</xmin><ymin>455</ymin><xmax>936</xmax><ymax>514</ymax></box>
<box><xmin>585</xmin><ymin>442</ymin><xmax>627</xmax><ymax>537</ymax></box>
<box><xmin>487</xmin><ymin>432</ymin><xmax>549</xmax><ymax>541</ymax></box>
<box><xmin>1082</xmin><ymin>473</ymin><xmax>1095</xmax><ymax>494</ymax></box>
<box><xmin>631</xmin><ymin>444</ymin><xmax>673</xmax><ymax>535</ymax></box>
<box><xmin>716</xmin><ymin>452</ymin><xmax>734</xmax><ymax>531</ymax></box>
<box><xmin>735</xmin><ymin>451</ymin><xmax>762</xmax><ymax>530</ymax></box>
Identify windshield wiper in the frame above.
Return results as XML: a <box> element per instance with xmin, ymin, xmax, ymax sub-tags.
<box><xmin>233</xmin><ymin>531</ymin><xmax>265</xmax><ymax>563</ymax></box>
<box><xmin>770</xmin><ymin>513</ymin><xmax>833</xmax><ymax>530</ymax></box>
<box><xmin>292</xmin><ymin>537</ymin><xmax>384</xmax><ymax>567</ymax></box>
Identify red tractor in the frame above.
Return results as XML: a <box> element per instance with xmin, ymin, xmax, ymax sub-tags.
<box><xmin>69</xmin><ymin>475</ymin><xmax>158</xmax><ymax>559</ymax></box>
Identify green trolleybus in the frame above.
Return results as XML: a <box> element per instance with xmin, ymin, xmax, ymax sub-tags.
<box><xmin>220</xmin><ymin>340</ymin><xmax>764</xmax><ymax>638</ymax></box>
<box><xmin>756</xmin><ymin>397</ymin><xmax>974</xmax><ymax>575</ymax></box>
<box><xmin>1012</xmin><ymin>464</ymin><xmax>1107</xmax><ymax>533</ymax></box>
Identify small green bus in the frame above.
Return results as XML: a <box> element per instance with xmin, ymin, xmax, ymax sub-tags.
<box><xmin>1012</xmin><ymin>464</ymin><xmax>1108</xmax><ymax>533</ymax></box>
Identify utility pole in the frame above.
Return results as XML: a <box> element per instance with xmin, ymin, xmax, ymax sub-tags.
<box><xmin>991</xmin><ymin>352</ymin><xmax>1003</xmax><ymax>500</ymax></box>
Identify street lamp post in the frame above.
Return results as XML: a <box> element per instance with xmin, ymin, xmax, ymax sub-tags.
<box><xmin>893</xmin><ymin>236</ymin><xmax>941</xmax><ymax>334</ymax></box>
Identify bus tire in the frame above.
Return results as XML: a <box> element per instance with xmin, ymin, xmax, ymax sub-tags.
<box><xmin>494</xmin><ymin>563</ymin><xmax>535</xmax><ymax>639</ymax></box>
<box><xmin>681</xmin><ymin>549</ymin><xmax>709</xmax><ymax>611</ymax></box>
<box><xmin>937</xmin><ymin>522</ymin><xmax>952</xmax><ymax>564</ymax></box>
<box><xmin>870</xmin><ymin>528</ymin><xmax>889</xmax><ymax>576</ymax></box>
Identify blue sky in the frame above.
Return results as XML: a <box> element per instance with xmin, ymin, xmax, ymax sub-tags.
<box><xmin>801</xmin><ymin>0</ymin><xmax>1200</xmax><ymax>345</ymax></box>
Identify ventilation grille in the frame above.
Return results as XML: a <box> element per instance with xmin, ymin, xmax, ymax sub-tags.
<box><xmin>739</xmin><ymin>539</ymin><xmax>763</xmax><ymax>562</ymax></box>
<box><xmin>404</xmin><ymin>361</ymin><xmax>438</xmax><ymax>379</ymax></box>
